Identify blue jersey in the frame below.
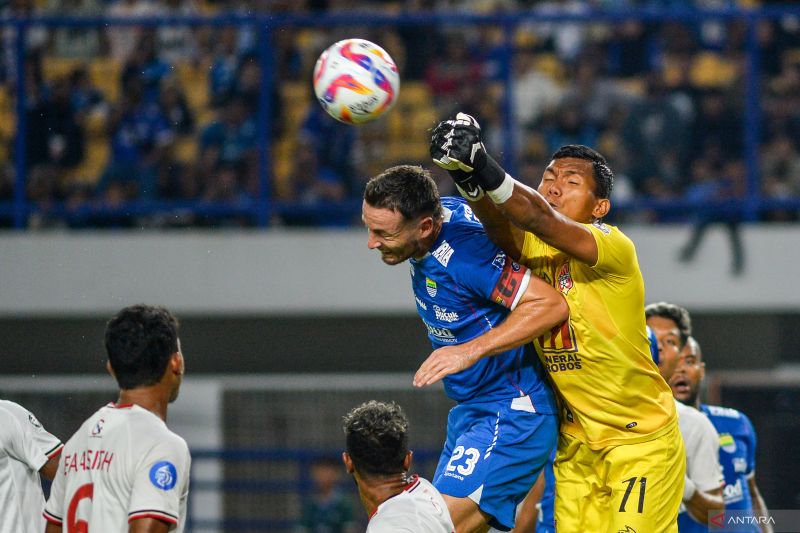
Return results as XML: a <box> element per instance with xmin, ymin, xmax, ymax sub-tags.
<box><xmin>410</xmin><ymin>197</ymin><xmax>556</xmax><ymax>411</ymax></box>
<box><xmin>678</xmin><ymin>404</ymin><xmax>758</xmax><ymax>533</ymax></box>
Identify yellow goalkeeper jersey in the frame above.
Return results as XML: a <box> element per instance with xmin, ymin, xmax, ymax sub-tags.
<box><xmin>521</xmin><ymin>221</ymin><xmax>676</xmax><ymax>449</ymax></box>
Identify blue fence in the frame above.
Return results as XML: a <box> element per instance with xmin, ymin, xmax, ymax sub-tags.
<box><xmin>2</xmin><ymin>7</ymin><xmax>800</xmax><ymax>228</ymax></box>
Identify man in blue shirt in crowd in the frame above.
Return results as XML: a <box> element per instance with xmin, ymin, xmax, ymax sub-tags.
<box><xmin>671</xmin><ymin>337</ymin><xmax>773</xmax><ymax>533</ymax></box>
<box><xmin>362</xmin><ymin>165</ymin><xmax>568</xmax><ymax>533</ymax></box>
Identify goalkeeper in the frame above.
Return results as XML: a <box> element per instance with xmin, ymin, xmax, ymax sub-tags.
<box><xmin>430</xmin><ymin>114</ymin><xmax>686</xmax><ymax>532</ymax></box>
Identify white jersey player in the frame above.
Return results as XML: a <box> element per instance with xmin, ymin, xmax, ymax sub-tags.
<box><xmin>43</xmin><ymin>403</ymin><xmax>190</xmax><ymax>531</ymax></box>
<box><xmin>343</xmin><ymin>401</ymin><xmax>454</xmax><ymax>533</ymax></box>
<box><xmin>44</xmin><ymin>304</ymin><xmax>190</xmax><ymax>533</ymax></box>
<box><xmin>368</xmin><ymin>475</ymin><xmax>454</xmax><ymax>533</ymax></box>
<box><xmin>0</xmin><ymin>400</ymin><xmax>62</xmax><ymax>533</ymax></box>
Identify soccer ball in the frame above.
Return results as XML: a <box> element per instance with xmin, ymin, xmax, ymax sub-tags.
<box><xmin>312</xmin><ymin>38</ymin><xmax>400</xmax><ymax>125</ymax></box>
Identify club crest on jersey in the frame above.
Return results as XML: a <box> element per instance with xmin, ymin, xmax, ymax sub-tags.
<box><xmin>719</xmin><ymin>432</ymin><xmax>737</xmax><ymax>453</ymax></box>
<box><xmin>426</xmin><ymin>277</ymin><xmax>437</xmax><ymax>297</ymax></box>
<box><xmin>149</xmin><ymin>461</ymin><xmax>178</xmax><ymax>491</ymax></box>
<box><xmin>557</xmin><ymin>263</ymin><xmax>574</xmax><ymax>295</ymax></box>
<box><xmin>28</xmin><ymin>413</ymin><xmax>42</xmax><ymax>428</ymax></box>
<box><xmin>91</xmin><ymin>419</ymin><xmax>105</xmax><ymax>437</ymax></box>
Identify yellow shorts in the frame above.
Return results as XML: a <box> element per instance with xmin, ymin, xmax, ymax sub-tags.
<box><xmin>554</xmin><ymin>422</ymin><xmax>685</xmax><ymax>533</ymax></box>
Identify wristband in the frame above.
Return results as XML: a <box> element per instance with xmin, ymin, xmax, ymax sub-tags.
<box><xmin>477</xmin><ymin>152</ymin><xmax>507</xmax><ymax>191</ymax></box>
<box><xmin>455</xmin><ymin>183</ymin><xmax>484</xmax><ymax>201</ymax></box>
<box><xmin>683</xmin><ymin>477</ymin><xmax>696</xmax><ymax>502</ymax></box>
<box><xmin>486</xmin><ymin>174</ymin><xmax>514</xmax><ymax>204</ymax></box>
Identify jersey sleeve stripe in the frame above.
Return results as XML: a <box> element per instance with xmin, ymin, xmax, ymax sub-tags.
<box><xmin>129</xmin><ymin>510</ymin><xmax>179</xmax><ymax>524</ymax></box>
<box><xmin>43</xmin><ymin>510</ymin><xmax>63</xmax><ymax>524</ymax></box>
<box><xmin>509</xmin><ymin>269</ymin><xmax>531</xmax><ymax>311</ymax></box>
<box><xmin>45</xmin><ymin>442</ymin><xmax>64</xmax><ymax>458</ymax></box>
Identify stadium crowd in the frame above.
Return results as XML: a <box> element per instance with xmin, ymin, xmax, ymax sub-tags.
<box><xmin>0</xmin><ymin>0</ymin><xmax>798</xmax><ymax>227</ymax></box>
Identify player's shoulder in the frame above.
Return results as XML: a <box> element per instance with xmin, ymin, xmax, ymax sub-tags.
<box><xmin>702</xmin><ymin>404</ymin><xmax>754</xmax><ymax>433</ymax></box>
<box><xmin>0</xmin><ymin>400</ymin><xmax>42</xmax><ymax>431</ymax></box>
<box><xmin>587</xmin><ymin>220</ymin><xmax>634</xmax><ymax>248</ymax></box>
<box><xmin>678</xmin><ymin>401</ymin><xmax>719</xmax><ymax>432</ymax></box>
<box><xmin>441</xmin><ymin>197</ymin><xmax>484</xmax><ymax>235</ymax></box>
<box><xmin>703</xmin><ymin>404</ymin><xmax>744</xmax><ymax>420</ymax></box>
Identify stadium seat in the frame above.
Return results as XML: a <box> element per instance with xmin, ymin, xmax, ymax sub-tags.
<box><xmin>88</xmin><ymin>58</ymin><xmax>122</xmax><ymax>103</ymax></box>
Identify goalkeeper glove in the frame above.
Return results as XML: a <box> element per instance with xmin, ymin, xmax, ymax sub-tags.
<box><xmin>430</xmin><ymin>120</ymin><xmax>484</xmax><ymax>201</ymax></box>
<box><xmin>439</xmin><ymin>113</ymin><xmax>507</xmax><ymax>194</ymax></box>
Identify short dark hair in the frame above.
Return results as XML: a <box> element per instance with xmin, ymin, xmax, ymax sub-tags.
<box><xmin>105</xmin><ymin>305</ymin><xmax>180</xmax><ymax>390</ymax></box>
<box><xmin>364</xmin><ymin>165</ymin><xmax>443</xmax><ymax>222</ymax></box>
<box><xmin>552</xmin><ymin>144</ymin><xmax>614</xmax><ymax>199</ymax></box>
<box><xmin>645</xmin><ymin>302</ymin><xmax>692</xmax><ymax>348</ymax></box>
<box><xmin>343</xmin><ymin>400</ymin><xmax>409</xmax><ymax>477</ymax></box>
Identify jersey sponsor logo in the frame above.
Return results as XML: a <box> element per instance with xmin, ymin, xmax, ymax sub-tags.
<box><xmin>707</xmin><ymin>405</ymin><xmax>740</xmax><ymax>419</ymax></box>
<box><xmin>490</xmin><ymin>259</ymin><xmax>526</xmax><ymax>308</ymax></box>
<box><xmin>425</xmin><ymin>322</ymin><xmax>457</xmax><ymax>343</ymax></box>
<box><xmin>463</xmin><ymin>205</ymin><xmax>479</xmax><ymax>222</ymax></box>
<box><xmin>432</xmin><ymin>240</ymin><xmax>455</xmax><ymax>267</ymax></box>
<box><xmin>723</xmin><ymin>479</ymin><xmax>745</xmax><ymax>504</ymax></box>
<box><xmin>720</xmin><ymin>432</ymin><xmax>737</xmax><ymax>453</ymax></box>
<box><xmin>28</xmin><ymin>413</ymin><xmax>42</xmax><ymax>428</ymax></box>
<box><xmin>91</xmin><ymin>419</ymin><xmax>105</xmax><ymax>437</ymax></box>
<box><xmin>626</xmin><ymin>422</ymin><xmax>638</xmax><ymax>429</ymax></box>
<box><xmin>536</xmin><ymin>321</ymin><xmax>579</xmax><ymax>354</ymax></box>
<box><xmin>543</xmin><ymin>353</ymin><xmax>583</xmax><ymax>373</ymax></box>
<box><xmin>149</xmin><ymin>461</ymin><xmax>178</xmax><ymax>491</ymax></box>
<box><xmin>426</xmin><ymin>277</ymin><xmax>438</xmax><ymax>297</ymax></box>
<box><xmin>557</xmin><ymin>262</ymin><xmax>574</xmax><ymax>295</ymax></box>
<box><xmin>415</xmin><ymin>296</ymin><xmax>427</xmax><ymax>310</ymax></box>
<box><xmin>733</xmin><ymin>457</ymin><xmax>748</xmax><ymax>473</ymax></box>
<box><xmin>593</xmin><ymin>220</ymin><xmax>611</xmax><ymax>235</ymax></box>
<box><xmin>433</xmin><ymin>305</ymin><xmax>459</xmax><ymax>323</ymax></box>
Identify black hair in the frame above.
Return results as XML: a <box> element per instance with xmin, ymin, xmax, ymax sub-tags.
<box><xmin>105</xmin><ymin>304</ymin><xmax>179</xmax><ymax>390</ymax></box>
<box><xmin>343</xmin><ymin>400</ymin><xmax>409</xmax><ymax>477</ymax></box>
<box><xmin>364</xmin><ymin>165</ymin><xmax>443</xmax><ymax>222</ymax></box>
<box><xmin>552</xmin><ymin>144</ymin><xmax>614</xmax><ymax>199</ymax></box>
<box><xmin>645</xmin><ymin>302</ymin><xmax>692</xmax><ymax>348</ymax></box>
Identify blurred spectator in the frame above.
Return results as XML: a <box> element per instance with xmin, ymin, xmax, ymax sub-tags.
<box><xmin>159</xmin><ymin>77</ymin><xmax>195</xmax><ymax>135</ymax></box>
<box><xmin>297</xmin><ymin>104</ymin><xmax>358</xmax><ymax>196</ymax></box>
<box><xmin>26</xmin><ymin>77</ymin><xmax>85</xmax><ymax>216</ymax></box>
<box><xmin>69</xmin><ymin>67</ymin><xmax>106</xmax><ymax>119</ymax></box>
<box><xmin>607</xmin><ymin>20</ymin><xmax>654</xmax><ymax>77</ymax></box>
<box><xmin>425</xmin><ymin>31</ymin><xmax>482</xmax><ymax>106</ymax></box>
<box><xmin>679</xmin><ymin>159</ymin><xmax>746</xmax><ymax>275</ymax></box>
<box><xmin>512</xmin><ymin>49</ymin><xmax>564</xmax><ymax>132</ymax></box>
<box><xmin>621</xmin><ymin>73</ymin><xmax>689</xmax><ymax>194</ymax></box>
<box><xmin>107</xmin><ymin>0</ymin><xmax>160</xmax><ymax>62</ymax></box>
<box><xmin>98</xmin><ymin>73</ymin><xmax>175</xmax><ymax>203</ymax></box>
<box><xmin>121</xmin><ymin>32</ymin><xmax>174</xmax><ymax>104</ymax></box>
<box><xmin>0</xmin><ymin>0</ymin><xmax>47</xmax><ymax>87</ymax></box>
<box><xmin>688</xmin><ymin>89</ymin><xmax>743</xmax><ymax>164</ymax></box>
<box><xmin>209</xmin><ymin>27</ymin><xmax>242</xmax><ymax>107</ymax></box>
<box><xmin>198</xmin><ymin>96</ymin><xmax>258</xmax><ymax>195</ymax></box>
<box><xmin>761</xmin><ymin>133</ymin><xmax>800</xmax><ymax>221</ymax></box>
<box><xmin>294</xmin><ymin>457</ymin><xmax>359</xmax><ymax>533</ymax></box>
<box><xmin>542</xmin><ymin>96</ymin><xmax>599</xmax><ymax>155</ymax></box>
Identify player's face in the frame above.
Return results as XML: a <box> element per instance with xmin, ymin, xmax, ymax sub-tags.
<box><xmin>646</xmin><ymin>316</ymin><xmax>683</xmax><ymax>382</ymax></box>
<box><xmin>538</xmin><ymin>158</ymin><xmax>606</xmax><ymax>223</ymax></box>
<box><xmin>670</xmin><ymin>342</ymin><xmax>705</xmax><ymax>406</ymax></box>
<box><xmin>362</xmin><ymin>201</ymin><xmax>427</xmax><ymax>265</ymax></box>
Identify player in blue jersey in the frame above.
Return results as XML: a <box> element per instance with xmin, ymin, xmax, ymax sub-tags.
<box><xmin>672</xmin><ymin>337</ymin><xmax>773</xmax><ymax>533</ymax></box>
<box><xmin>362</xmin><ymin>165</ymin><xmax>568</xmax><ymax>533</ymax></box>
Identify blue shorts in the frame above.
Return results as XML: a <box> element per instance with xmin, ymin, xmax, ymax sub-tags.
<box><xmin>432</xmin><ymin>395</ymin><xmax>558</xmax><ymax>531</ymax></box>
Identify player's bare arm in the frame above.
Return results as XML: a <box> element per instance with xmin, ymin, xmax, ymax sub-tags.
<box><xmin>748</xmin><ymin>474</ymin><xmax>774</xmax><ymax>533</ymax></box>
<box><xmin>39</xmin><ymin>452</ymin><xmax>61</xmax><ymax>481</ymax></box>
<box><xmin>129</xmin><ymin>517</ymin><xmax>172</xmax><ymax>533</ymax></box>
<box><xmin>510</xmin><ymin>470</ymin><xmax>545</xmax><ymax>533</ymax></box>
<box><xmin>45</xmin><ymin>523</ymin><xmax>62</xmax><ymax>533</ymax></box>
<box><xmin>413</xmin><ymin>273</ymin><xmax>568</xmax><ymax>387</ymax></box>
<box><xmin>684</xmin><ymin>486</ymin><xmax>724</xmax><ymax>525</ymax></box>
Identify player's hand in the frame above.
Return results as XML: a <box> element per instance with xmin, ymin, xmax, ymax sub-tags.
<box><xmin>413</xmin><ymin>344</ymin><xmax>478</xmax><ymax>387</ymax></box>
<box><xmin>430</xmin><ymin>119</ymin><xmax>485</xmax><ymax>201</ymax></box>
<box><xmin>441</xmin><ymin>112</ymin><xmax>506</xmax><ymax>191</ymax></box>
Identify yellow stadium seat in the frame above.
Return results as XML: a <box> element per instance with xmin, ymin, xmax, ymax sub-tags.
<box><xmin>89</xmin><ymin>58</ymin><xmax>122</xmax><ymax>103</ymax></box>
<box><xmin>42</xmin><ymin>57</ymin><xmax>83</xmax><ymax>82</ymax></box>
<box><xmin>67</xmin><ymin>139</ymin><xmax>109</xmax><ymax>185</ymax></box>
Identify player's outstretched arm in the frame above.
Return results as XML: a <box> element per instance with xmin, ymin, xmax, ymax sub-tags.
<box><xmin>129</xmin><ymin>517</ymin><xmax>172</xmax><ymax>533</ymax></box>
<box><xmin>748</xmin><ymin>474</ymin><xmax>774</xmax><ymax>533</ymax></box>
<box><xmin>683</xmin><ymin>481</ymin><xmax>724</xmax><ymax>525</ymax></box>
<box><xmin>431</xmin><ymin>113</ymin><xmax>600</xmax><ymax>265</ymax></box>
<box><xmin>45</xmin><ymin>524</ymin><xmax>62</xmax><ymax>533</ymax></box>
<box><xmin>413</xmin><ymin>274</ymin><xmax>568</xmax><ymax>387</ymax></box>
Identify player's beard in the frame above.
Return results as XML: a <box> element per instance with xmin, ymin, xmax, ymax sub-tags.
<box><xmin>379</xmin><ymin>242</ymin><xmax>419</xmax><ymax>265</ymax></box>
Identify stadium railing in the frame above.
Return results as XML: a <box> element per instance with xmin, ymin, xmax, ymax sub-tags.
<box><xmin>1</xmin><ymin>7</ymin><xmax>800</xmax><ymax>227</ymax></box>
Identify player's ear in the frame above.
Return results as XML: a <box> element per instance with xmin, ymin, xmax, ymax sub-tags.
<box><xmin>169</xmin><ymin>352</ymin><xmax>184</xmax><ymax>376</ymax></box>
<box><xmin>417</xmin><ymin>215</ymin><xmax>434</xmax><ymax>238</ymax></box>
<box><xmin>106</xmin><ymin>360</ymin><xmax>115</xmax><ymax>379</ymax></box>
<box><xmin>592</xmin><ymin>198</ymin><xmax>610</xmax><ymax>220</ymax></box>
<box><xmin>342</xmin><ymin>452</ymin><xmax>355</xmax><ymax>474</ymax></box>
<box><xmin>403</xmin><ymin>451</ymin><xmax>412</xmax><ymax>471</ymax></box>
